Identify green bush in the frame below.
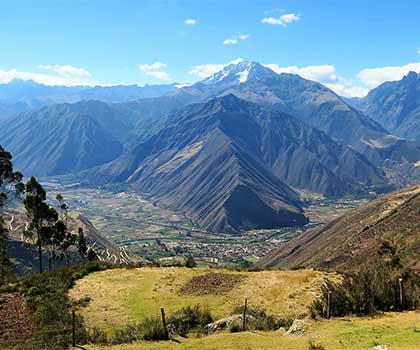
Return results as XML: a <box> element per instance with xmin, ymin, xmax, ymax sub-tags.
<box><xmin>1</xmin><ymin>261</ymin><xmax>111</xmax><ymax>350</ymax></box>
<box><xmin>232</xmin><ymin>305</ymin><xmax>287</xmax><ymax>331</ymax></box>
<box><xmin>110</xmin><ymin>316</ymin><xmax>167</xmax><ymax>344</ymax></box>
<box><xmin>308</xmin><ymin>340</ymin><xmax>326</xmax><ymax>350</ymax></box>
<box><xmin>88</xmin><ymin>327</ymin><xmax>108</xmax><ymax>345</ymax></box>
<box><xmin>310</xmin><ymin>269</ymin><xmax>420</xmax><ymax>318</ymax></box>
<box><xmin>168</xmin><ymin>304</ymin><xmax>213</xmax><ymax>336</ymax></box>
<box><xmin>141</xmin><ymin>316</ymin><xmax>168</xmax><ymax>341</ymax></box>
<box><xmin>229</xmin><ymin>322</ymin><xmax>241</xmax><ymax>333</ymax></box>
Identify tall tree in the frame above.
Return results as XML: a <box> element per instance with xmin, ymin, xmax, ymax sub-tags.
<box><xmin>0</xmin><ymin>145</ymin><xmax>24</xmax><ymax>207</ymax></box>
<box><xmin>23</xmin><ymin>177</ymin><xmax>59</xmax><ymax>273</ymax></box>
<box><xmin>0</xmin><ymin>145</ymin><xmax>24</xmax><ymax>282</ymax></box>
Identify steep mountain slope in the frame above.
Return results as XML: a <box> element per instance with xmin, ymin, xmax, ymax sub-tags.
<box><xmin>355</xmin><ymin>71</ymin><xmax>420</xmax><ymax>141</ymax></box>
<box><xmin>0</xmin><ymin>101</ymin><xmax>124</xmax><ymax>176</ymax></box>
<box><xmin>90</xmin><ymin>95</ymin><xmax>314</xmax><ymax>233</ymax></box>
<box><xmin>89</xmin><ymin>95</ymin><xmax>390</xmax><ymax>233</ymax></box>
<box><xmin>176</xmin><ymin>61</ymin><xmax>420</xmax><ymax>170</ymax></box>
<box><xmin>258</xmin><ymin>184</ymin><xmax>420</xmax><ymax>272</ymax></box>
<box><xmin>3</xmin><ymin>209</ymin><xmax>135</xmax><ymax>274</ymax></box>
<box><xmin>113</xmin><ymin>95</ymin><xmax>188</xmax><ymax>143</ymax></box>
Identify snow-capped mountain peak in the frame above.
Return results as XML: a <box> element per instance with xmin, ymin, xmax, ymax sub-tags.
<box><xmin>203</xmin><ymin>60</ymin><xmax>274</xmax><ymax>85</ymax></box>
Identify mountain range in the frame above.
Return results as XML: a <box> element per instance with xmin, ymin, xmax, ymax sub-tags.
<box><xmin>350</xmin><ymin>71</ymin><xmax>420</xmax><ymax>142</ymax></box>
<box><xmin>2</xmin><ymin>60</ymin><xmax>420</xmax><ymax>233</ymax></box>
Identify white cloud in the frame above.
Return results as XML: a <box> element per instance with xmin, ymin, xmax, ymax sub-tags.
<box><xmin>262</xmin><ymin>13</ymin><xmax>300</xmax><ymax>26</ymax></box>
<box><xmin>184</xmin><ymin>18</ymin><xmax>197</xmax><ymax>25</ymax></box>
<box><xmin>264</xmin><ymin>63</ymin><xmax>368</xmax><ymax>97</ymax></box>
<box><xmin>264</xmin><ymin>64</ymin><xmax>338</xmax><ymax>83</ymax></box>
<box><xmin>138</xmin><ymin>61</ymin><xmax>172</xmax><ymax>81</ymax></box>
<box><xmin>357</xmin><ymin>62</ymin><xmax>420</xmax><ymax>88</ymax></box>
<box><xmin>38</xmin><ymin>64</ymin><xmax>91</xmax><ymax>79</ymax></box>
<box><xmin>138</xmin><ymin>61</ymin><xmax>167</xmax><ymax>72</ymax></box>
<box><xmin>189</xmin><ymin>63</ymin><xmax>226</xmax><ymax>78</ymax></box>
<box><xmin>325</xmin><ymin>83</ymin><xmax>369</xmax><ymax>98</ymax></box>
<box><xmin>143</xmin><ymin>71</ymin><xmax>171</xmax><ymax>81</ymax></box>
<box><xmin>223</xmin><ymin>38</ymin><xmax>238</xmax><ymax>45</ymax></box>
<box><xmin>189</xmin><ymin>58</ymin><xmax>245</xmax><ymax>79</ymax></box>
<box><xmin>238</xmin><ymin>34</ymin><xmax>249</xmax><ymax>40</ymax></box>
<box><xmin>0</xmin><ymin>65</ymin><xmax>97</xmax><ymax>86</ymax></box>
<box><xmin>222</xmin><ymin>33</ymin><xmax>249</xmax><ymax>45</ymax></box>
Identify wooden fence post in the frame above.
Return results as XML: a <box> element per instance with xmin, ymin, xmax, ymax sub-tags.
<box><xmin>161</xmin><ymin>307</ymin><xmax>169</xmax><ymax>340</ymax></box>
<box><xmin>327</xmin><ymin>290</ymin><xmax>332</xmax><ymax>319</ymax></box>
<box><xmin>72</xmin><ymin>309</ymin><xmax>76</xmax><ymax>347</ymax></box>
<box><xmin>399</xmin><ymin>278</ymin><xmax>403</xmax><ymax>307</ymax></box>
<box><xmin>242</xmin><ymin>298</ymin><xmax>248</xmax><ymax>332</ymax></box>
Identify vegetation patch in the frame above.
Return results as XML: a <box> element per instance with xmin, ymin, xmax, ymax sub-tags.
<box><xmin>178</xmin><ymin>272</ymin><xmax>247</xmax><ymax>296</ymax></box>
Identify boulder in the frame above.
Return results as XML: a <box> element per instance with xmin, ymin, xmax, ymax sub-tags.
<box><xmin>284</xmin><ymin>319</ymin><xmax>306</xmax><ymax>336</ymax></box>
<box><xmin>205</xmin><ymin>314</ymin><xmax>256</xmax><ymax>334</ymax></box>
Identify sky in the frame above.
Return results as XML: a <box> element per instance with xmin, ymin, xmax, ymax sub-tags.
<box><xmin>1</xmin><ymin>0</ymin><xmax>420</xmax><ymax>97</ymax></box>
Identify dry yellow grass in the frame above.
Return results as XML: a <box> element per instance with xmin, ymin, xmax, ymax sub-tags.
<box><xmin>69</xmin><ymin>267</ymin><xmax>333</xmax><ymax>331</ymax></box>
<box><xmin>84</xmin><ymin>311</ymin><xmax>420</xmax><ymax>350</ymax></box>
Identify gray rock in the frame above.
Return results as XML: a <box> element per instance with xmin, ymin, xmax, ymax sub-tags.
<box><xmin>205</xmin><ymin>314</ymin><xmax>256</xmax><ymax>334</ymax></box>
<box><xmin>284</xmin><ymin>319</ymin><xmax>306</xmax><ymax>336</ymax></box>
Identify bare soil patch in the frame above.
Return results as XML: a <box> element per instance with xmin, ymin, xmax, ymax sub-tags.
<box><xmin>179</xmin><ymin>272</ymin><xmax>246</xmax><ymax>296</ymax></box>
<box><xmin>0</xmin><ymin>293</ymin><xmax>31</xmax><ymax>340</ymax></box>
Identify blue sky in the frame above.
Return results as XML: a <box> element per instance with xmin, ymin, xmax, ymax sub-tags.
<box><xmin>1</xmin><ymin>0</ymin><xmax>420</xmax><ymax>96</ymax></box>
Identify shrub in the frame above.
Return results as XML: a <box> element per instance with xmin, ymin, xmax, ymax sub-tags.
<box><xmin>140</xmin><ymin>316</ymin><xmax>168</xmax><ymax>341</ymax></box>
<box><xmin>112</xmin><ymin>324</ymin><xmax>142</xmax><ymax>344</ymax></box>
<box><xmin>310</xmin><ymin>268</ymin><xmax>420</xmax><ymax>318</ymax></box>
<box><xmin>308</xmin><ymin>340</ymin><xmax>326</xmax><ymax>350</ymax></box>
<box><xmin>229</xmin><ymin>322</ymin><xmax>241</xmax><ymax>333</ymax></box>
<box><xmin>110</xmin><ymin>316</ymin><xmax>167</xmax><ymax>344</ymax></box>
<box><xmin>168</xmin><ymin>304</ymin><xmax>213</xmax><ymax>336</ymax></box>
<box><xmin>232</xmin><ymin>305</ymin><xmax>285</xmax><ymax>331</ymax></box>
<box><xmin>1</xmin><ymin>261</ymin><xmax>111</xmax><ymax>349</ymax></box>
<box><xmin>88</xmin><ymin>328</ymin><xmax>108</xmax><ymax>345</ymax></box>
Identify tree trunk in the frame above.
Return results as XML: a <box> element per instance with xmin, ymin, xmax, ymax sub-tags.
<box><xmin>37</xmin><ymin>232</ymin><xmax>43</xmax><ymax>273</ymax></box>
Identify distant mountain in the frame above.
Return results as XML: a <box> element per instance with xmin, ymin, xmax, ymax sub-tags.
<box><xmin>172</xmin><ymin>61</ymin><xmax>420</xmax><ymax>184</ymax></box>
<box><xmin>0</xmin><ymin>101</ymin><xmax>124</xmax><ymax>176</ymax></box>
<box><xmin>353</xmin><ymin>71</ymin><xmax>420</xmax><ymax>141</ymax></box>
<box><xmin>257</xmin><ymin>184</ymin><xmax>420</xmax><ymax>272</ymax></box>
<box><xmin>0</xmin><ymin>79</ymin><xmax>179</xmax><ymax>118</ymax></box>
<box><xmin>88</xmin><ymin>95</ymin><xmax>391</xmax><ymax>233</ymax></box>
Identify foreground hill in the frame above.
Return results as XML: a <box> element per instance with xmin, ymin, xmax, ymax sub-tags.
<box><xmin>354</xmin><ymin>71</ymin><xmax>420</xmax><ymax>141</ymax></box>
<box><xmin>258</xmin><ymin>184</ymin><xmax>420</xmax><ymax>271</ymax></box>
<box><xmin>82</xmin><ymin>312</ymin><xmax>420</xmax><ymax>350</ymax></box>
<box><xmin>69</xmin><ymin>268</ymin><xmax>420</xmax><ymax>350</ymax></box>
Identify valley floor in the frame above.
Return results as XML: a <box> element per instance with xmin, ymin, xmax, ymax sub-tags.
<box><xmin>84</xmin><ymin>312</ymin><xmax>420</xmax><ymax>350</ymax></box>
